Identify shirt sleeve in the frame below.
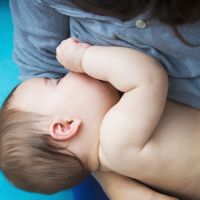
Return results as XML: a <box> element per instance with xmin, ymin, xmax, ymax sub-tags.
<box><xmin>10</xmin><ymin>0</ymin><xmax>69</xmax><ymax>81</ymax></box>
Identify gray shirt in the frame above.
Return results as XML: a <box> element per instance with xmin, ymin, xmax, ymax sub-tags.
<box><xmin>10</xmin><ymin>0</ymin><xmax>200</xmax><ymax>108</ymax></box>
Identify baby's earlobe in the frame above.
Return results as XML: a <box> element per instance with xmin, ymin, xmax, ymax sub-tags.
<box><xmin>49</xmin><ymin>118</ymin><xmax>82</xmax><ymax>141</ymax></box>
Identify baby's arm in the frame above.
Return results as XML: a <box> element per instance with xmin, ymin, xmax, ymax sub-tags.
<box><xmin>57</xmin><ymin>38</ymin><xmax>168</xmax><ymax>149</ymax></box>
<box><xmin>57</xmin><ymin>38</ymin><xmax>168</xmax><ymax>171</ymax></box>
<box><xmin>82</xmin><ymin>44</ymin><xmax>168</xmax><ymax>175</ymax></box>
<box><xmin>83</xmin><ymin>45</ymin><xmax>167</xmax><ymax>146</ymax></box>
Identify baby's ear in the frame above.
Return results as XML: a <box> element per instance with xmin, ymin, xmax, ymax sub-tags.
<box><xmin>49</xmin><ymin>117</ymin><xmax>82</xmax><ymax>141</ymax></box>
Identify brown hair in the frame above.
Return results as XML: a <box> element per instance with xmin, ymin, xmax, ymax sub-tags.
<box><xmin>0</xmin><ymin>91</ymin><xmax>88</xmax><ymax>194</ymax></box>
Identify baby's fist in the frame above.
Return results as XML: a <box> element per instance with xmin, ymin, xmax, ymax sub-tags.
<box><xmin>56</xmin><ymin>38</ymin><xmax>90</xmax><ymax>73</ymax></box>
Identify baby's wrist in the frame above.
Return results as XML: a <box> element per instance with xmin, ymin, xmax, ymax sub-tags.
<box><xmin>80</xmin><ymin>45</ymin><xmax>92</xmax><ymax>73</ymax></box>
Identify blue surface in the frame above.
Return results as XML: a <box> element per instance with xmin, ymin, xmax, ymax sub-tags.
<box><xmin>0</xmin><ymin>0</ymin><xmax>109</xmax><ymax>199</ymax></box>
<box><xmin>72</xmin><ymin>176</ymin><xmax>109</xmax><ymax>200</ymax></box>
<box><xmin>0</xmin><ymin>171</ymin><xmax>73</xmax><ymax>200</ymax></box>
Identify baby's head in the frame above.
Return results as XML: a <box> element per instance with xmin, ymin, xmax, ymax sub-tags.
<box><xmin>0</xmin><ymin>72</ymin><xmax>119</xmax><ymax>193</ymax></box>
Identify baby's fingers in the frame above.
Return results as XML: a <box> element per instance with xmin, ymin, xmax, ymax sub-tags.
<box><xmin>56</xmin><ymin>37</ymin><xmax>90</xmax><ymax>72</ymax></box>
<box><xmin>56</xmin><ymin>45</ymin><xmax>65</xmax><ymax>66</ymax></box>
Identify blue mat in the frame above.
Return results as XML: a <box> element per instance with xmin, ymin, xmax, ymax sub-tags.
<box><xmin>0</xmin><ymin>1</ymin><xmax>109</xmax><ymax>199</ymax></box>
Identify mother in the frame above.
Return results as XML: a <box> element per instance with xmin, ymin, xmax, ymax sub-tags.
<box><xmin>10</xmin><ymin>0</ymin><xmax>200</xmax><ymax>199</ymax></box>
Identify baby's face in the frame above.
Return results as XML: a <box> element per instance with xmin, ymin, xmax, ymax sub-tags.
<box><xmin>11</xmin><ymin>72</ymin><xmax>120</xmax><ymax>123</ymax></box>
<box><xmin>11</xmin><ymin>72</ymin><xmax>120</xmax><ymax>170</ymax></box>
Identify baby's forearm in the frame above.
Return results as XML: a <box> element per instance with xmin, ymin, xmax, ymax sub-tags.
<box><xmin>82</xmin><ymin>46</ymin><xmax>167</xmax><ymax>92</ymax></box>
<box><xmin>82</xmin><ymin>46</ymin><xmax>168</xmax><ymax>148</ymax></box>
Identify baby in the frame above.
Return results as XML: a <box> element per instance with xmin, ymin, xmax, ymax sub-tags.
<box><xmin>1</xmin><ymin>38</ymin><xmax>200</xmax><ymax>199</ymax></box>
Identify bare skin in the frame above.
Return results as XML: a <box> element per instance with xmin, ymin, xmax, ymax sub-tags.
<box><xmin>11</xmin><ymin>38</ymin><xmax>199</xmax><ymax>200</ymax></box>
<box><xmin>12</xmin><ymin>73</ymin><xmax>179</xmax><ymax>200</ymax></box>
<box><xmin>101</xmin><ymin>100</ymin><xmax>200</xmax><ymax>200</ymax></box>
<box><xmin>56</xmin><ymin>38</ymin><xmax>200</xmax><ymax>200</ymax></box>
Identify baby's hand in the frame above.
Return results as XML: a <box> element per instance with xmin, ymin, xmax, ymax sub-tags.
<box><xmin>56</xmin><ymin>38</ymin><xmax>91</xmax><ymax>73</ymax></box>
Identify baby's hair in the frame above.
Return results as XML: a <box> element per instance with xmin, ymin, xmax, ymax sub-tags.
<box><xmin>73</xmin><ymin>0</ymin><xmax>200</xmax><ymax>47</ymax></box>
<box><xmin>0</xmin><ymin>87</ymin><xmax>88</xmax><ymax>194</ymax></box>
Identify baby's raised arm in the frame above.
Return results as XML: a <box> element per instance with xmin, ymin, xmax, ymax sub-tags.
<box><xmin>82</xmin><ymin>45</ymin><xmax>168</xmax><ymax>173</ymax></box>
<box><xmin>56</xmin><ymin>38</ymin><xmax>168</xmax><ymax>170</ymax></box>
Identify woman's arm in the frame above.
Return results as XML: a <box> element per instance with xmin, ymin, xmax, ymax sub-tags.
<box><xmin>92</xmin><ymin>171</ymin><xmax>178</xmax><ymax>200</ymax></box>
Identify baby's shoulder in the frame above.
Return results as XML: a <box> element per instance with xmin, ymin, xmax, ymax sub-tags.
<box><xmin>99</xmin><ymin>104</ymin><xmax>134</xmax><ymax>158</ymax></box>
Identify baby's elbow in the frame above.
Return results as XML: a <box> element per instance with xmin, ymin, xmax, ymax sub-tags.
<box><xmin>144</xmin><ymin>63</ymin><xmax>168</xmax><ymax>86</ymax></box>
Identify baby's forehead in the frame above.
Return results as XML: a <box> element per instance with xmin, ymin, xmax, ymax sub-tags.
<box><xmin>10</xmin><ymin>78</ymin><xmax>45</xmax><ymax>109</ymax></box>
<box><xmin>15</xmin><ymin>77</ymin><xmax>44</xmax><ymax>93</ymax></box>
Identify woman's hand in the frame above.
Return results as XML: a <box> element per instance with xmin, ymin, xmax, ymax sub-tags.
<box><xmin>56</xmin><ymin>38</ymin><xmax>90</xmax><ymax>72</ymax></box>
